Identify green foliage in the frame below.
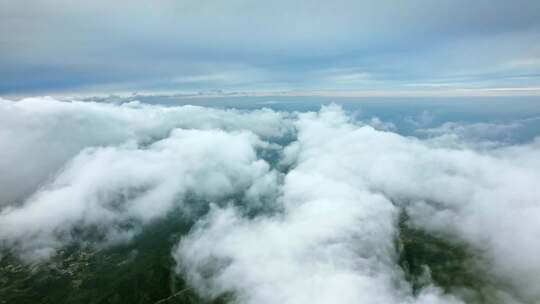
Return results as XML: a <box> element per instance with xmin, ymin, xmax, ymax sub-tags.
<box><xmin>397</xmin><ymin>211</ymin><xmax>488</xmax><ymax>303</ymax></box>
<box><xmin>0</xmin><ymin>210</ymin><xmax>214</xmax><ymax>304</ymax></box>
<box><xmin>1</xmin><ymin>207</ymin><xmax>497</xmax><ymax>303</ymax></box>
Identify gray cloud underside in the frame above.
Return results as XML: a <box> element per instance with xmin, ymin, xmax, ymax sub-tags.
<box><xmin>1</xmin><ymin>0</ymin><xmax>540</xmax><ymax>94</ymax></box>
<box><xmin>1</xmin><ymin>98</ymin><xmax>540</xmax><ymax>303</ymax></box>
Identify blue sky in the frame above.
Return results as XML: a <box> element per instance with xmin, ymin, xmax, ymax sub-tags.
<box><xmin>1</xmin><ymin>0</ymin><xmax>540</xmax><ymax>96</ymax></box>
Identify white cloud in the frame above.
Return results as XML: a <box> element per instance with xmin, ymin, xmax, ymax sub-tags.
<box><xmin>0</xmin><ymin>127</ymin><xmax>280</xmax><ymax>261</ymax></box>
<box><xmin>0</xmin><ymin>97</ymin><xmax>290</xmax><ymax>204</ymax></box>
<box><xmin>174</xmin><ymin>105</ymin><xmax>462</xmax><ymax>304</ymax></box>
<box><xmin>175</xmin><ymin>104</ymin><xmax>540</xmax><ymax>303</ymax></box>
<box><xmin>2</xmin><ymin>98</ymin><xmax>540</xmax><ymax>303</ymax></box>
<box><xmin>416</xmin><ymin>121</ymin><xmax>525</xmax><ymax>149</ymax></box>
<box><xmin>0</xmin><ymin>97</ymin><xmax>289</xmax><ymax>261</ymax></box>
<box><xmin>366</xmin><ymin>116</ymin><xmax>397</xmax><ymax>131</ymax></box>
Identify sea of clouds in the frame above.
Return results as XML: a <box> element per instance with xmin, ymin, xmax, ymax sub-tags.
<box><xmin>1</xmin><ymin>97</ymin><xmax>540</xmax><ymax>303</ymax></box>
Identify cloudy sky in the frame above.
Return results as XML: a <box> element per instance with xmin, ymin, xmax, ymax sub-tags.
<box><xmin>2</xmin><ymin>0</ymin><xmax>540</xmax><ymax>96</ymax></box>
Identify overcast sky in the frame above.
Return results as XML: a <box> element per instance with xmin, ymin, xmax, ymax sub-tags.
<box><xmin>2</xmin><ymin>0</ymin><xmax>540</xmax><ymax>96</ymax></box>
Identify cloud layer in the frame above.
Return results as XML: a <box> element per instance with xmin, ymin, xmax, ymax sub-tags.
<box><xmin>2</xmin><ymin>0</ymin><xmax>540</xmax><ymax>94</ymax></box>
<box><xmin>175</xmin><ymin>105</ymin><xmax>540</xmax><ymax>303</ymax></box>
<box><xmin>1</xmin><ymin>98</ymin><xmax>540</xmax><ymax>303</ymax></box>
<box><xmin>0</xmin><ymin>97</ymin><xmax>288</xmax><ymax>204</ymax></box>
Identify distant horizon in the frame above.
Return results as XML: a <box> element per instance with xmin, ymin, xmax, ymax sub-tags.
<box><xmin>4</xmin><ymin>87</ymin><xmax>540</xmax><ymax>100</ymax></box>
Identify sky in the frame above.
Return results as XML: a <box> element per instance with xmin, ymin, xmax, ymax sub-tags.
<box><xmin>2</xmin><ymin>0</ymin><xmax>540</xmax><ymax>96</ymax></box>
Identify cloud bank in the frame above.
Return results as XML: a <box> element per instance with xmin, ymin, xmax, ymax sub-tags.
<box><xmin>175</xmin><ymin>105</ymin><xmax>540</xmax><ymax>303</ymax></box>
<box><xmin>0</xmin><ymin>97</ymin><xmax>288</xmax><ymax>204</ymax></box>
<box><xmin>1</xmin><ymin>98</ymin><xmax>540</xmax><ymax>303</ymax></box>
